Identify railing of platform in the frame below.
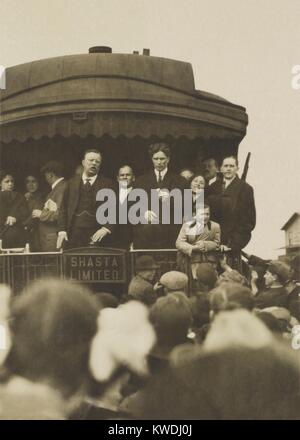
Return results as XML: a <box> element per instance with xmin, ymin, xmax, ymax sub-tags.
<box><xmin>0</xmin><ymin>243</ymin><xmax>245</xmax><ymax>294</ymax></box>
<box><xmin>0</xmin><ymin>246</ymin><xmax>190</xmax><ymax>293</ymax></box>
<box><xmin>0</xmin><ymin>250</ymin><xmax>63</xmax><ymax>293</ymax></box>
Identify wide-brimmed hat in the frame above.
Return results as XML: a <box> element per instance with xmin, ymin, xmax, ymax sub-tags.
<box><xmin>135</xmin><ymin>255</ymin><xmax>160</xmax><ymax>271</ymax></box>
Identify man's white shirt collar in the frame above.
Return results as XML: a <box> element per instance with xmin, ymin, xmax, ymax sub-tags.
<box><xmin>82</xmin><ymin>173</ymin><xmax>97</xmax><ymax>186</ymax></box>
<box><xmin>154</xmin><ymin>168</ymin><xmax>168</xmax><ymax>182</ymax></box>
<box><xmin>52</xmin><ymin>177</ymin><xmax>64</xmax><ymax>190</ymax></box>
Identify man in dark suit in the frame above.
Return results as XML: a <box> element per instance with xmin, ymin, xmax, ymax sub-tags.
<box><xmin>133</xmin><ymin>143</ymin><xmax>188</xmax><ymax>249</ymax></box>
<box><xmin>33</xmin><ymin>161</ymin><xmax>67</xmax><ymax>252</ymax></box>
<box><xmin>207</xmin><ymin>155</ymin><xmax>256</xmax><ymax>254</ymax></box>
<box><xmin>57</xmin><ymin>149</ymin><xmax>116</xmax><ymax>249</ymax></box>
<box><xmin>112</xmin><ymin>164</ymin><xmax>135</xmax><ymax>249</ymax></box>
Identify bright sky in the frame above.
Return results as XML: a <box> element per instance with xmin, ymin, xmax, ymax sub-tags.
<box><xmin>1</xmin><ymin>0</ymin><xmax>299</xmax><ymax>258</ymax></box>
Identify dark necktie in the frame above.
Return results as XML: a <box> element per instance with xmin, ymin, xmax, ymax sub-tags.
<box><xmin>158</xmin><ymin>171</ymin><xmax>162</xmax><ymax>184</ymax></box>
<box><xmin>84</xmin><ymin>178</ymin><xmax>91</xmax><ymax>188</ymax></box>
<box><xmin>222</xmin><ymin>180</ymin><xmax>226</xmax><ymax>193</ymax></box>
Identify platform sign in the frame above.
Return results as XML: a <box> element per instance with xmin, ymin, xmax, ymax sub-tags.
<box><xmin>63</xmin><ymin>247</ymin><xmax>127</xmax><ymax>284</ymax></box>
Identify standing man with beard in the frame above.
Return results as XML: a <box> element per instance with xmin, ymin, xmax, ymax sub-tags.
<box><xmin>57</xmin><ymin>149</ymin><xmax>116</xmax><ymax>249</ymax></box>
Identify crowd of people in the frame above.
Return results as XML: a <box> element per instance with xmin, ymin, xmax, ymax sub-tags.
<box><xmin>0</xmin><ymin>250</ymin><xmax>299</xmax><ymax>420</ymax></box>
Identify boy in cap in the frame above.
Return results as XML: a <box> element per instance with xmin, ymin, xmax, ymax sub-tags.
<box><xmin>158</xmin><ymin>271</ymin><xmax>189</xmax><ymax>295</ymax></box>
<box><xmin>128</xmin><ymin>256</ymin><xmax>159</xmax><ymax>306</ymax></box>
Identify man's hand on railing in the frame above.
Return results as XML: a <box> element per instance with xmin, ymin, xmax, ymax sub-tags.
<box><xmin>57</xmin><ymin>231</ymin><xmax>68</xmax><ymax>249</ymax></box>
<box><xmin>91</xmin><ymin>227</ymin><xmax>110</xmax><ymax>243</ymax></box>
<box><xmin>5</xmin><ymin>216</ymin><xmax>16</xmax><ymax>226</ymax></box>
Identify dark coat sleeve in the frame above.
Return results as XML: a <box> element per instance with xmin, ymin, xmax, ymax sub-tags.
<box><xmin>228</xmin><ymin>183</ymin><xmax>256</xmax><ymax>251</ymax></box>
<box><xmin>40</xmin><ymin>181</ymin><xmax>67</xmax><ymax>225</ymax></box>
<box><xmin>10</xmin><ymin>193</ymin><xmax>30</xmax><ymax>224</ymax></box>
<box><xmin>57</xmin><ymin>181</ymin><xmax>70</xmax><ymax>232</ymax></box>
<box><xmin>97</xmin><ymin>177</ymin><xmax>117</xmax><ymax>233</ymax></box>
<box><xmin>23</xmin><ymin>192</ymin><xmax>45</xmax><ymax>227</ymax></box>
<box><xmin>241</xmin><ymin>251</ymin><xmax>270</xmax><ymax>267</ymax></box>
<box><xmin>0</xmin><ymin>192</ymin><xmax>10</xmax><ymax>226</ymax></box>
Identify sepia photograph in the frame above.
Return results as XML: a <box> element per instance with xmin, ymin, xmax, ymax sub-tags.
<box><xmin>0</xmin><ymin>0</ymin><xmax>299</xmax><ymax>425</ymax></box>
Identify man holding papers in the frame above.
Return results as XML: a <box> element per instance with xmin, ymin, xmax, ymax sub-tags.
<box><xmin>33</xmin><ymin>161</ymin><xmax>66</xmax><ymax>252</ymax></box>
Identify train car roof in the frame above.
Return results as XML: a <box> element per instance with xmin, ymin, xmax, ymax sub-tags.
<box><xmin>0</xmin><ymin>52</ymin><xmax>248</xmax><ymax>143</ymax></box>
